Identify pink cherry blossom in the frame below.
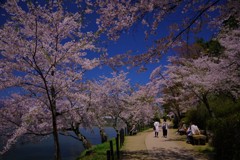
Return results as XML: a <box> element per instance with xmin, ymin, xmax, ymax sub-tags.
<box><xmin>0</xmin><ymin>1</ymin><xmax>102</xmax><ymax>159</ymax></box>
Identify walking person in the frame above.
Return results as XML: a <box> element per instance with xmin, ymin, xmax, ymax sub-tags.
<box><xmin>162</xmin><ymin>119</ymin><xmax>168</xmax><ymax>138</ymax></box>
<box><xmin>153</xmin><ymin>120</ymin><xmax>160</xmax><ymax>137</ymax></box>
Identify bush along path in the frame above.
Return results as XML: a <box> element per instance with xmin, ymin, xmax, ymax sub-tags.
<box><xmin>121</xmin><ymin>128</ymin><xmax>213</xmax><ymax>160</ymax></box>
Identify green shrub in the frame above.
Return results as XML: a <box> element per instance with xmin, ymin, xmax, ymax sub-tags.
<box><xmin>184</xmin><ymin>95</ymin><xmax>240</xmax><ymax>160</ymax></box>
<box><xmin>207</xmin><ymin>96</ymin><xmax>240</xmax><ymax>160</ymax></box>
<box><xmin>208</xmin><ymin>113</ymin><xmax>240</xmax><ymax>160</ymax></box>
<box><xmin>184</xmin><ymin>105</ymin><xmax>210</xmax><ymax>129</ymax></box>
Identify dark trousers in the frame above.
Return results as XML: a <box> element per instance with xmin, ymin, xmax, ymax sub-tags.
<box><xmin>163</xmin><ymin>129</ymin><xmax>167</xmax><ymax>137</ymax></box>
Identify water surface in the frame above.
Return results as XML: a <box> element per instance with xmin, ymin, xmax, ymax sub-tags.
<box><xmin>1</xmin><ymin>127</ymin><xmax>116</xmax><ymax>160</ymax></box>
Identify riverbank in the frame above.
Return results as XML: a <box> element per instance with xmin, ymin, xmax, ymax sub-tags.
<box><xmin>121</xmin><ymin>128</ymin><xmax>213</xmax><ymax>160</ymax></box>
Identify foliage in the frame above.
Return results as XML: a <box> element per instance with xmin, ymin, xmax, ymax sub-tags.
<box><xmin>208</xmin><ymin>112</ymin><xmax>240</xmax><ymax>160</ymax></box>
<box><xmin>152</xmin><ymin>112</ymin><xmax>161</xmax><ymax>123</ymax></box>
<box><xmin>207</xmin><ymin>96</ymin><xmax>240</xmax><ymax>127</ymax></box>
<box><xmin>77</xmin><ymin>138</ymin><xmax>117</xmax><ymax>160</ymax></box>
<box><xmin>209</xmin><ymin>96</ymin><xmax>240</xmax><ymax>119</ymax></box>
<box><xmin>196</xmin><ymin>39</ymin><xmax>224</xmax><ymax>57</ymax></box>
<box><xmin>184</xmin><ymin>104</ymin><xmax>210</xmax><ymax>130</ymax></box>
<box><xmin>183</xmin><ymin>95</ymin><xmax>240</xmax><ymax>160</ymax></box>
<box><xmin>223</xmin><ymin>15</ymin><xmax>239</xmax><ymax>30</ymax></box>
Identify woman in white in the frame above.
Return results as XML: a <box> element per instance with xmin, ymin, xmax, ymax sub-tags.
<box><xmin>154</xmin><ymin>121</ymin><xmax>160</xmax><ymax>137</ymax></box>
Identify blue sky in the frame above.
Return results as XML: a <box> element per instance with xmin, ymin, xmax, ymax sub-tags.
<box><xmin>83</xmin><ymin>19</ymin><xmax>215</xmax><ymax>86</ymax></box>
<box><xmin>83</xmin><ymin>29</ymin><xmax>168</xmax><ymax>85</ymax></box>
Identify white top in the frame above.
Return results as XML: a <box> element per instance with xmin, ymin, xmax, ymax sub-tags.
<box><xmin>191</xmin><ymin>124</ymin><xmax>200</xmax><ymax>135</ymax></box>
<box><xmin>154</xmin><ymin>121</ymin><xmax>160</xmax><ymax>132</ymax></box>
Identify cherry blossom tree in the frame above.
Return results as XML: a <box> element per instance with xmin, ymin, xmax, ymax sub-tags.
<box><xmin>88</xmin><ymin>71</ymin><xmax>155</xmax><ymax>134</ymax></box>
<box><xmin>79</xmin><ymin>80</ymin><xmax>110</xmax><ymax>143</ymax></box>
<box><xmin>90</xmin><ymin>71</ymin><xmax>132</xmax><ymax>130</ymax></box>
<box><xmin>149</xmin><ymin>24</ymin><xmax>240</xmax><ymax>119</ymax></box>
<box><xmin>55</xmin><ymin>88</ymin><xmax>95</xmax><ymax>149</ymax></box>
<box><xmin>126</xmin><ymin>85</ymin><xmax>156</xmax><ymax>128</ymax></box>
<box><xmin>1</xmin><ymin>1</ymin><xmax>239</xmax><ymax>159</ymax></box>
<box><xmin>96</xmin><ymin>0</ymin><xmax>239</xmax><ymax>67</ymax></box>
<box><xmin>148</xmin><ymin>8</ymin><xmax>239</xmax><ymax>118</ymax></box>
<box><xmin>0</xmin><ymin>95</ymin><xmax>53</xmax><ymax>152</ymax></box>
<box><xmin>147</xmin><ymin>63</ymin><xmax>189</xmax><ymax>118</ymax></box>
<box><xmin>0</xmin><ymin>1</ymin><xmax>101</xmax><ymax>159</ymax></box>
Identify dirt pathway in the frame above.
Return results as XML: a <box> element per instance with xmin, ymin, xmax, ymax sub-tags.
<box><xmin>121</xmin><ymin>128</ymin><xmax>210</xmax><ymax>160</ymax></box>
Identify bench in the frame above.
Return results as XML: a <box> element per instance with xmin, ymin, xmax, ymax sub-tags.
<box><xmin>192</xmin><ymin>134</ymin><xmax>207</xmax><ymax>145</ymax></box>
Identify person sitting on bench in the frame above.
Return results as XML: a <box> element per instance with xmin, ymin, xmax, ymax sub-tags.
<box><xmin>186</xmin><ymin>122</ymin><xmax>200</xmax><ymax>143</ymax></box>
<box><xmin>177</xmin><ymin>121</ymin><xmax>187</xmax><ymax>135</ymax></box>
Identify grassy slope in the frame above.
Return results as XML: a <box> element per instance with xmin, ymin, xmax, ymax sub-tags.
<box><xmin>77</xmin><ymin>138</ymin><xmax>117</xmax><ymax>160</ymax></box>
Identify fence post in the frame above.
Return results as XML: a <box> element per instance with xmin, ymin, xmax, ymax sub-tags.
<box><xmin>116</xmin><ymin>133</ymin><xmax>120</xmax><ymax>159</ymax></box>
<box><xmin>120</xmin><ymin>128</ymin><xmax>125</xmax><ymax>147</ymax></box>
<box><xmin>110</xmin><ymin>140</ymin><xmax>114</xmax><ymax>160</ymax></box>
<box><xmin>107</xmin><ymin>150</ymin><xmax>111</xmax><ymax>160</ymax></box>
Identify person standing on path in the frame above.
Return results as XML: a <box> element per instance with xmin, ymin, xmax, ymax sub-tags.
<box><xmin>162</xmin><ymin>119</ymin><xmax>168</xmax><ymax>138</ymax></box>
<box><xmin>153</xmin><ymin>120</ymin><xmax>160</xmax><ymax>137</ymax></box>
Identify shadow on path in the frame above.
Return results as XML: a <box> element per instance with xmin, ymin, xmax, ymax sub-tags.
<box><xmin>121</xmin><ymin>147</ymin><xmax>208</xmax><ymax>160</ymax></box>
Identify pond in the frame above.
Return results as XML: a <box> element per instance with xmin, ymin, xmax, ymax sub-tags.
<box><xmin>1</xmin><ymin>127</ymin><xmax>117</xmax><ymax>160</ymax></box>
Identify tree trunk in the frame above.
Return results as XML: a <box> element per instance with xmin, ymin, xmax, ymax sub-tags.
<box><xmin>202</xmin><ymin>94</ymin><xmax>215</xmax><ymax>118</ymax></box>
<box><xmin>73</xmin><ymin>127</ymin><xmax>92</xmax><ymax>149</ymax></box>
<box><xmin>50</xmin><ymin>85</ymin><xmax>61</xmax><ymax>160</ymax></box>
<box><xmin>99</xmin><ymin>127</ymin><xmax>108</xmax><ymax>143</ymax></box>
<box><xmin>52</xmin><ymin>107</ymin><xmax>61</xmax><ymax>160</ymax></box>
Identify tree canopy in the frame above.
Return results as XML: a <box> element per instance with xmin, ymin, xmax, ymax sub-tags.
<box><xmin>0</xmin><ymin>0</ymin><xmax>239</xmax><ymax>160</ymax></box>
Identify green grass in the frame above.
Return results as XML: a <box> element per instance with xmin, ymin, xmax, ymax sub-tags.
<box><xmin>194</xmin><ymin>144</ymin><xmax>215</xmax><ymax>159</ymax></box>
<box><xmin>76</xmin><ymin>138</ymin><xmax>118</xmax><ymax>160</ymax></box>
<box><xmin>76</xmin><ymin>127</ymin><xmax>151</xmax><ymax>160</ymax></box>
<box><xmin>195</xmin><ymin>144</ymin><xmax>214</xmax><ymax>152</ymax></box>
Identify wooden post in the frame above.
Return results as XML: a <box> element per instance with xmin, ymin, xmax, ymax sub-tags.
<box><xmin>120</xmin><ymin>128</ymin><xmax>125</xmax><ymax>147</ymax></box>
<box><xmin>110</xmin><ymin>140</ymin><xmax>114</xmax><ymax>160</ymax></box>
<box><xmin>107</xmin><ymin>150</ymin><xmax>111</xmax><ymax>160</ymax></box>
<box><xmin>116</xmin><ymin>133</ymin><xmax>120</xmax><ymax>159</ymax></box>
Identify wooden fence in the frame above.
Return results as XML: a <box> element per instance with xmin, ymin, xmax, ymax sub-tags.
<box><xmin>107</xmin><ymin>128</ymin><xmax>125</xmax><ymax>160</ymax></box>
<box><xmin>107</xmin><ymin>124</ymin><xmax>151</xmax><ymax>160</ymax></box>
